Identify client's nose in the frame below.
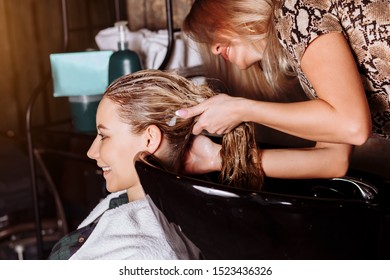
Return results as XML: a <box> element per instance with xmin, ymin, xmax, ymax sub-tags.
<box><xmin>87</xmin><ymin>137</ymin><xmax>100</xmax><ymax>160</ymax></box>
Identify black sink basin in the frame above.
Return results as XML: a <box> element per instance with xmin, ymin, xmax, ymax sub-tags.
<box><xmin>135</xmin><ymin>152</ymin><xmax>390</xmax><ymax>259</ymax></box>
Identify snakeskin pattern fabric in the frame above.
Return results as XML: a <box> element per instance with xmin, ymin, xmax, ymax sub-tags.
<box><xmin>275</xmin><ymin>0</ymin><xmax>390</xmax><ymax>138</ymax></box>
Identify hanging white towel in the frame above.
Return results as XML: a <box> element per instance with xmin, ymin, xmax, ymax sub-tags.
<box><xmin>95</xmin><ymin>27</ymin><xmax>203</xmax><ymax>70</ymax></box>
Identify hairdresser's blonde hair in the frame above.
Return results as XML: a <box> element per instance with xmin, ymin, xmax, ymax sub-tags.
<box><xmin>104</xmin><ymin>70</ymin><xmax>264</xmax><ymax>190</ymax></box>
<box><xmin>183</xmin><ymin>0</ymin><xmax>296</xmax><ymax>97</ymax></box>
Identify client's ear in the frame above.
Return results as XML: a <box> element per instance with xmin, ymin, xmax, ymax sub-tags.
<box><xmin>144</xmin><ymin>125</ymin><xmax>162</xmax><ymax>154</ymax></box>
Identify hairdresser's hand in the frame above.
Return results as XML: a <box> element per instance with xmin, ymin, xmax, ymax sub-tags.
<box><xmin>176</xmin><ymin>94</ymin><xmax>244</xmax><ymax>135</ymax></box>
<box><xmin>183</xmin><ymin>135</ymin><xmax>222</xmax><ymax>174</ymax></box>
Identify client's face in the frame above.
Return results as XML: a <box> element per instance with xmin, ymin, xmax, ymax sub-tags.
<box><xmin>87</xmin><ymin>97</ymin><xmax>145</xmax><ymax>199</ymax></box>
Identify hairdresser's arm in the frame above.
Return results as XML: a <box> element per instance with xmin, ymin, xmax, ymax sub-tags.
<box><xmin>261</xmin><ymin>142</ymin><xmax>352</xmax><ymax>179</ymax></box>
<box><xmin>179</xmin><ymin>33</ymin><xmax>371</xmax><ymax>145</ymax></box>
<box><xmin>250</xmin><ymin>32</ymin><xmax>371</xmax><ymax>145</ymax></box>
<box><xmin>183</xmin><ymin>135</ymin><xmax>352</xmax><ymax>178</ymax></box>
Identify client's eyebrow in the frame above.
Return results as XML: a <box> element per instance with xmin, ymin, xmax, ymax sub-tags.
<box><xmin>97</xmin><ymin>124</ymin><xmax>109</xmax><ymax>131</ymax></box>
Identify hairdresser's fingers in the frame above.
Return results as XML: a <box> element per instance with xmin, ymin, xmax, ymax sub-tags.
<box><xmin>175</xmin><ymin>103</ymin><xmax>205</xmax><ymax>119</ymax></box>
<box><xmin>176</xmin><ymin>99</ymin><xmax>214</xmax><ymax>135</ymax></box>
<box><xmin>194</xmin><ymin>94</ymin><xmax>242</xmax><ymax>135</ymax></box>
<box><xmin>192</xmin><ymin>121</ymin><xmax>236</xmax><ymax>136</ymax></box>
<box><xmin>192</xmin><ymin>120</ymin><xmax>208</xmax><ymax>135</ymax></box>
<box><xmin>177</xmin><ymin>94</ymin><xmax>242</xmax><ymax>135</ymax></box>
<box><xmin>176</xmin><ymin>94</ymin><xmax>228</xmax><ymax>119</ymax></box>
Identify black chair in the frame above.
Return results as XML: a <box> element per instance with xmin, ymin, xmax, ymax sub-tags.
<box><xmin>135</xmin><ymin>152</ymin><xmax>390</xmax><ymax>259</ymax></box>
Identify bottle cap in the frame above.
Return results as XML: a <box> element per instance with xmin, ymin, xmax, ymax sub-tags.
<box><xmin>115</xmin><ymin>21</ymin><xmax>128</xmax><ymax>50</ymax></box>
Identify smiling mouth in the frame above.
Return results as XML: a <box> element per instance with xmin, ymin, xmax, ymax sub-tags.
<box><xmin>101</xmin><ymin>166</ymin><xmax>112</xmax><ymax>175</ymax></box>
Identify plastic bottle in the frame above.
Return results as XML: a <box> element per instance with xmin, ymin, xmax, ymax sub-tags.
<box><xmin>108</xmin><ymin>21</ymin><xmax>142</xmax><ymax>84</ymax></box>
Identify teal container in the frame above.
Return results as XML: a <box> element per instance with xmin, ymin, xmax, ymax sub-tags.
<box><xmin>108</xmin><ymin>49</ymin><xmax>142</xmax><ymax>84</ymax></box>
<box><xmin>108</xmin><ymin>21</ymin><xmax>142</xmax><ymax>84</ymax></box>
<box><xmin>69</xmin><ymin>95</ymin><xmax>102</xmax><ymax>132</ymax></box>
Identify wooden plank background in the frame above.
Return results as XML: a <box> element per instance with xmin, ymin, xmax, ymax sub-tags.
<box><xmin>0</xmin><ymin>0</ymin><xmax>118</xmax><ymax>136</ymax></box>
<box><xmin>126</xmin><ymin>0</ymin><xmax>194</xmax><ymax>31</ymax></box>
<box><xmin>0</xmin><ymin>0</ymin><xmax>194</xmax><ymax>137</ymax></box>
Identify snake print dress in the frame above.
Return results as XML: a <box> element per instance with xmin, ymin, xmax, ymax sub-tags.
<box><xmin>274</xmin><ymin>0</ymin><xmax>390</xmax><ymax>138</ymax></box>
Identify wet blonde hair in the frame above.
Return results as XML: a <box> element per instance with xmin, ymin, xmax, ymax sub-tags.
<box><xmin>183</xmin><ymin>0</ymin><xmax>296</xmax><ymax>97</ymax></box>
<box><xmin>104</xmin><ymin>69</ymin><xmax>264</xmax><ymax>190</ymax></box>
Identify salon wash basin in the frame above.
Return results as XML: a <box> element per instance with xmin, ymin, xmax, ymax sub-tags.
<box><xmin>134</xmin><ymin>153</ymin><xmax>390</xmax><ymax>260</ymax></box>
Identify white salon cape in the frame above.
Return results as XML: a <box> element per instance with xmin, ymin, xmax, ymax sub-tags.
<box><xmin>70</xmin><ymin>190</ymin><xmax>201</xmax><ymax>260</ymax></box>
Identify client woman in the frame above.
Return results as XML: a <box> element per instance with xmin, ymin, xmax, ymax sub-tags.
<box><xmin>48</xmin><ymin>69</ymin><xmax>263</xmax><ymax>260</ymax></box>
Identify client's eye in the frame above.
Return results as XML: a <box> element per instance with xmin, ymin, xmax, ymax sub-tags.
<box><xmin>98</xmin><ymin>133</ymin><xmax>107</xmax><ymax>140</ymax></box>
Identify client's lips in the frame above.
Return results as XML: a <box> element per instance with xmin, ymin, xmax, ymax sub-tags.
<box><xmin>101</xmin><ymin>166</ymin><xmax>112</xmax><ymax>176</ymax></box>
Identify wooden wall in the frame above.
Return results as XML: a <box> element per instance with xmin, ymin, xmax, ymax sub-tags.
<box><xmin>0</xmin><ymin>0</ymin><xmax>118</xmax><ymax>137</ymax></box>
<box><xmin>0</xmin><ymin>0</ymin><xmax>193</xmax><ymax>138</ymax></box>
<box><xmin>126</xmin><ymin>0</ymin><xmax>193</xmax><ymax>31</ymax></box>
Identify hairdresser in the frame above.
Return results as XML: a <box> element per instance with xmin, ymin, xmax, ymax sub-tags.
<box><xmin>177</xmin><ymin>0</ymin><xmax>390</xmax><ymax>179</ymax></box>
